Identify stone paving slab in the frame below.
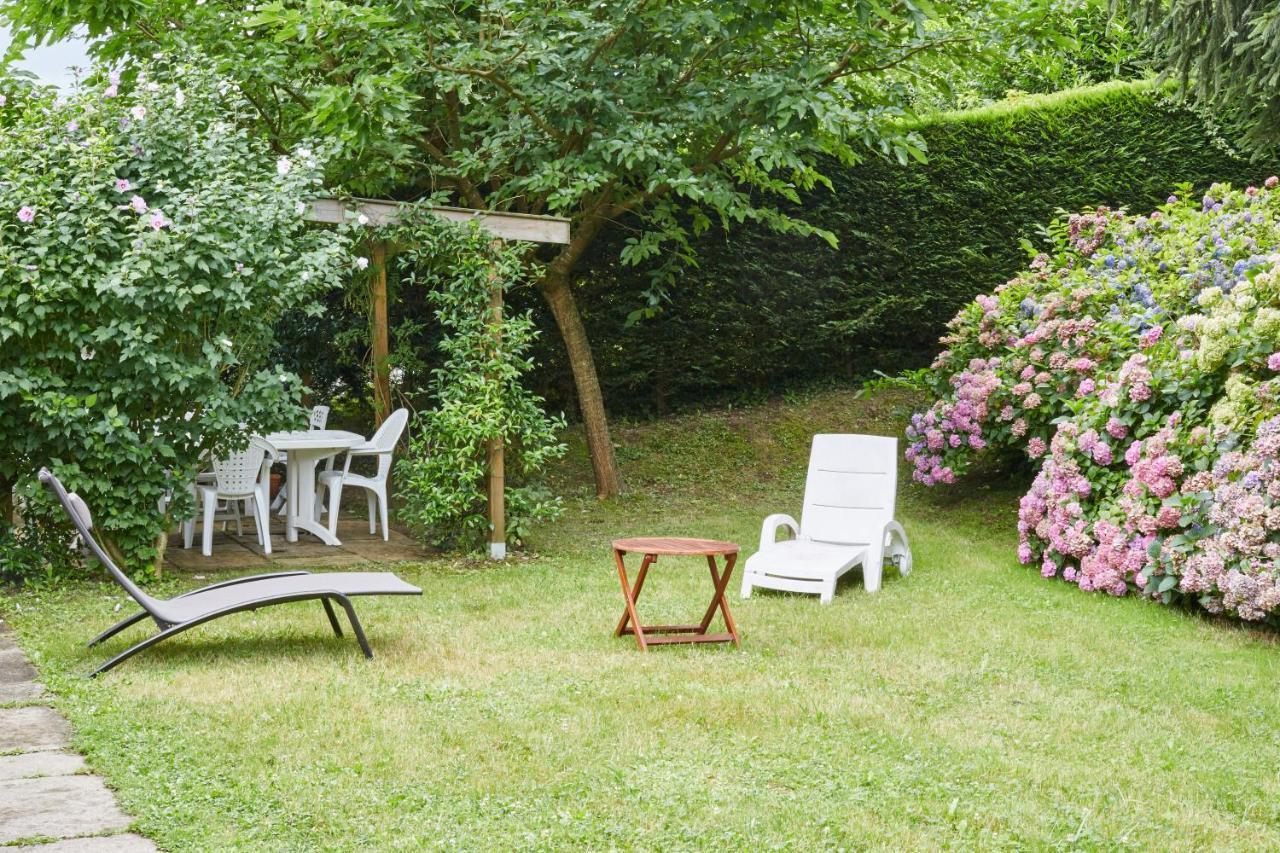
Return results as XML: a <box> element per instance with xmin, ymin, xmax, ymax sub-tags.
<box><xmin>0</xmin><ymin>646</ymin><xmax>38</xmax><ymax>683</ymax></box>
<box><xmin>0</xmin><ymin>751</ymin><xmax>85</xmax><ymax>782</ymax></box>
<box><xmin>0</xmin><ymin>681</ymin><xmax>45</xmax><ymax>703</ymax></box>
<box><xmin>0</xmin><ymin>707</ymin><xmax>70</xmax><ymax>752</ymax></box>
<box><xmin>13</xmin><ymin>835</ymin><xmax>157</xmax><ymax>852</ymax></box>
<box><xmin>0</xmin><ymin>775</ymin><xmax>131</xmax><ymax>844</ymax></box>
<box><xmin>0</xmin><ymin>644</ymin><xmax>44</xmax><ymax>702</ymax></box>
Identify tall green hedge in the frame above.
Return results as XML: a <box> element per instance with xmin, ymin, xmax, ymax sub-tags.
<box><xmin>521</xmin><ymin>80</ymin><xmax>1259</xmax><ymax>415</ymax></box>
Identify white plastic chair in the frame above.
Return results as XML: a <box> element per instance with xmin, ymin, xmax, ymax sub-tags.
<box><xmin>183</xmin><ymin>438</ymin><xmax>277</xmax><ymax>557</ymax></box>
<box><xmin>741</xmin><ymin>434</ymin><xmax>911</xmax><ymax>603</ymax></box>
<box><xmin>273</xmin><ymin>405</ymin><xmax>331</xmax><ymax>515</ymax></box>
<box><xmin>316</xmin><ymin>408</ymin><xmax>409</xmax><ymax>541</ymax></box>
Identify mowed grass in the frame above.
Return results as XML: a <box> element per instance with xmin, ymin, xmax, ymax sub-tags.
<box><xmin>6</xmin><ymin>388</ymin><xmax>1280</xmax><ymax>850</ymax></box>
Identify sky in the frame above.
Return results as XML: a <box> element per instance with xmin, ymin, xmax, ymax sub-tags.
<box><xmin>0</xmin><ymin>25</ymin><xmax>92</xmax><ymax>88</ymax></box>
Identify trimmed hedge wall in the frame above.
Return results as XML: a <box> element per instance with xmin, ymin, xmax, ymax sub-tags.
<box><xmin>521</xmin><ymin>80</ymin><xmax>1259</xmax><ymax>416</ymax></box>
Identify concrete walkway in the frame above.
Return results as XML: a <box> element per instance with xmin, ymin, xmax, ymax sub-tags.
<box><xmin>0</xmin><ymin>620</ymin><xmax>154</xmax><ymax>851</ymax></box>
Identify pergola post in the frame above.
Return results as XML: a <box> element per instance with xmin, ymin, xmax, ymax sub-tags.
<box><xmin>487</xmin><ymin>240</ymin><xmax>506</xmax><ymax>560</ymax></box>
<box><xmin>369</xmin><ymin>240</ymin><xmax>392</xmax><ymax>426</ymax></box>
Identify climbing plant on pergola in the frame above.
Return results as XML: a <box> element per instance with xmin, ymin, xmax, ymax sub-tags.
<box><xmin>307</xmin><ymin>198</ymin><xmax>570</xmax><ymax>560</ymax></box>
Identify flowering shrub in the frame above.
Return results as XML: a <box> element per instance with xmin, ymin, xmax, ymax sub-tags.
<box><xmin>909</xmin><ymin>179</ymin><xmax>1280</xmax><ymax>623</ymax></box>
<box><xmin>0</xmin><ymin>61</ymin><xmax>350</xmax><ymax>577</ymax></box>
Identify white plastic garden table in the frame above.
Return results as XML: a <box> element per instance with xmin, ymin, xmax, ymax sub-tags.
<box><xmin>266</xmin><ymin>429</ymin><xmax>364</xmax><ymax>546</ymax></box>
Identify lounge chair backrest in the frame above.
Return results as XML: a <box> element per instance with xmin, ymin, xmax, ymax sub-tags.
<box><xmin>38</xmin><ymin>468</ymin><xmax>163</xmax><ymax>616</ymax></box>
<box><xmin>800</xmin><ymin>434</ymin><xmax>898</xmax><ymax>546</ymax></box>
<box><xmin>309</xmin><ymin>405</ymin><xmax>330</xmax><ymax>430</ymax></box>
<box><xmin>211</xmin><ymin>441</ymin><xmax>271</xmax><ymax>498</ymax></box>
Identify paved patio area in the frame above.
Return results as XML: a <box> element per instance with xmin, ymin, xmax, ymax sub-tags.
<box><xmin>164</xmin><ymin>514</ymin><xmax>433</xmax><ymax>572</ymax></box>
<box><xmin>0</xmin><ymin>621</ymin><xmax>154</xmax><ymax>851</ymax></box>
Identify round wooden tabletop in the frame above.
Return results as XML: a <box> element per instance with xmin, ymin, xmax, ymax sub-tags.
<box><xmin>612</xmin><ymin>536</ymin><xmax>740</xmax><ymax>556</ymax></box>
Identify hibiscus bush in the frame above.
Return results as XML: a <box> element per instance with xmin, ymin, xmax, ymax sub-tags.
<box><xmin>0</xmin><ymin>61</ymin><xmax>350</xmax><ymax>579</ymax></box>
<box><xmin>908</xmin><ymin>179</ymin><xmax>1280</xmax><ymax>622</ymax></box>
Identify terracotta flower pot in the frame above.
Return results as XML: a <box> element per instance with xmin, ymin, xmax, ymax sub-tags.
<box><xmin>269</xmin><ymin>472</ymin><xmax>284</xmax><ymax>500</ymax></box>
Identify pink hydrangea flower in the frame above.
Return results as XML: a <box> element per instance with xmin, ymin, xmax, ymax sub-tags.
<box><xmin>1268</xmin><ymin>352</ymin><xmax>1280</xmax><ymax>371</ymax></box>
<box><xmin>1028</xmin><ymin>437</ymin><xmax>1047</xmax><ymax>458</ymax></box>
<box><xmin>16</xmin><ymin>206</ymin><xmax>34</xmax><ymax>223</ymax></box>
<box><xmin>1267</xmin><ymin>176</ymin><xmax>1279</xmax><ymax>189</ymax></box>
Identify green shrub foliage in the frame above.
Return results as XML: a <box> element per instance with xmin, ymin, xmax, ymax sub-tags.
<box><xmin>387</xmin><ymin>214</ymin><xmax>566</xmax><ymax>551</ymax></box>
<box><xmin>0</xmin><ymin>63</ymin><xmax>350</xmax><ymax>579</ymax></box>
<box><xmin>531</xmin><ymin>81</ymin><xmax>1257</xmax><ymax>415</ymax></box>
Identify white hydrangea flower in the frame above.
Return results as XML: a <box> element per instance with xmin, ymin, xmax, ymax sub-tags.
<box><xmin>174</xmin><ymin>88</ymin><xmax>185</xmax><ymax>108</ymax></box>
<box><xmin>276</xmin><ymin>157</ymin><xmax>292</xmax><ymax>176</ymax></box>
<box><xmin>356</xmin><ymin>213</ymin><xmax>369</xmax><ymax>226</ymax></box>
<box><xmin>131</xmin><ymin>105</ymin><xmax>147</xmax><ymax>120</ymax></box>
<box><xmin>355</xmin><ymin>256</ymin><xmax>369</xmax><ymax>270</ymax></box>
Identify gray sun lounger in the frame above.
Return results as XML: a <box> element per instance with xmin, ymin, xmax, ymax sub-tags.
<box><xmin>39</xmin><ymin>468</ymin><xmax>422</xmax><ymax>677</ymax></box>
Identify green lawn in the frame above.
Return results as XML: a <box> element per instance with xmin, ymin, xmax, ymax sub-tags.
<box><xmin>5</xmin><ymin>388</ymin><xmax>1280</xmax><ymax>850</ymax></box>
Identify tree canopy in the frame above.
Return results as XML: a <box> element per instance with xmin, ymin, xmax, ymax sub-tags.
<box><xmin>1132</xmin><ymin>0</ymin><xmax>1280</xmax><ymax>153</ymax></box>
<box><xmin>2</xmin><ymin>0</ymin><xmax>1072</xmax><ymax>496</ymax></box>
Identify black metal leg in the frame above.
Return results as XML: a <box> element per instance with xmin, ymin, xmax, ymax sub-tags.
<box><xmin>322</xmin><ymin>598</ymin><xmax>344</xmax><ymax>637</ymax></box>
<box><xmin>334</xmin><ymin>595</ymin><xmax>373</xmax><ymax>658</ymax></box>
<box><xmin>89</xmin><ymin>620</ymin><xmax>207</xmax><ymax>678</ymax></box>
<box><xmin>87</xmin><ymin>611</ymin><xmax>150</xmax><ymax>648</ymax></box>
<box><xmin>88</xmin><ymin>592</ymin><xmax>383</xmax><ymax>677</ymax></box>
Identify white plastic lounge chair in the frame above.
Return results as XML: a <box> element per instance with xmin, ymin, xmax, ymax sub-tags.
<box><xmin>183</xmin><ymin>438</ymin><xmax>276</xmax><ymax>556</ymax></box>
<box><xmin>741</xmin><ymin>434</ymin><xmax>911</xmax><ymax>603</ymax></box>
<box><xmin>39</xmin><ymin>468</ymin><xmax>421</xmax><ymax>677</ymax></box>
<box><xmin>317</xmin><ymin>408</ymin><xmax>409</xmax><ymax>541</ymax></box>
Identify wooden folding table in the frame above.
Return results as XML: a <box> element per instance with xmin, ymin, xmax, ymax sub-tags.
<box><xmin>612</xmin><ymin>536</ymin><xmax>741</xmax><ymax>651</ymax></box>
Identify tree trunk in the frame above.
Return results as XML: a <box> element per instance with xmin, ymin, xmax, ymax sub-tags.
<box><xmin>538</xmin><ymin>268</ymin><xmax>622</xmax><ymax>498</ymax></box>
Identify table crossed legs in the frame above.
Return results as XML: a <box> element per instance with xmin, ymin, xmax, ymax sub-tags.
<box><xmin>613</xmin><ymin>547</ymin><xmax>741</xmax><ymax>651</ymax></box>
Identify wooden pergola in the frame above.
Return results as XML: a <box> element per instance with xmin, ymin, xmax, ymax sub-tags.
<box><xmin>306</xmin><ymin>197</ymin><xmax>571</xmax><ymax>560</ymax></box>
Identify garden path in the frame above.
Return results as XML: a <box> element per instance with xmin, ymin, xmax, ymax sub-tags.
<box><xmin>0</xmin><ymin>620</ymin><xmax>154</xmax><ymax>850</ymax></box>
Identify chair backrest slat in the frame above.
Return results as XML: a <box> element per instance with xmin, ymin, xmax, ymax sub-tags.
<box><xmin>800</xmin><ymin>434</ymin><xmax>898</xmax><ymax>545</ymax></box>
<box><xmin>366</xmin><ymin>408</ymin><xmax>410</xmax><ymax>480</ymax></box>
<box><xmin>211</xmin><ymin>442</ymin><xmax>270</xmax><ymax>497</ymax></box>
<box><xmin>370</xmin><ymin>408</ymin><xmax>410</xmax><ymax>453</ymax></box>
<box><xmin>309</xmin><ymin>405</ymin><xmax>330</xmax><ymax>431</ymax></box>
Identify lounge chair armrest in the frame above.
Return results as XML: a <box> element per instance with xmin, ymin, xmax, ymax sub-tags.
<box><xmin>759</xmin><ymin>513</ymin><xmax>800</xmax><ymax>550</ymax></box>
<box><xmin>174</xmin><ymin>570</ymin><xmax>311</xmax><ymax>598</ymax></box>
<box><xmin>867</xmin><ymin>520</ymin><xmax>912</xmax><ymax>576</ymax></box>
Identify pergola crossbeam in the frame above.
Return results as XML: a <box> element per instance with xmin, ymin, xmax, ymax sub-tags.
<box><xmin>306</xmin><ymin>197</ymin><xmax>570</xmax><ymax>244</ymax></box>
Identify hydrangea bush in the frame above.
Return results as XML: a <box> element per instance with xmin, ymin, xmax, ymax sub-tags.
<box><xmin>908</xmin><ymin>179</ymin><xmax>1280</xmax><ymax>623</ymax></box>
<box><xmin>0</xmin><ymin>61</ymin><xmax>350</xmax><ymax>577</ymax></box>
